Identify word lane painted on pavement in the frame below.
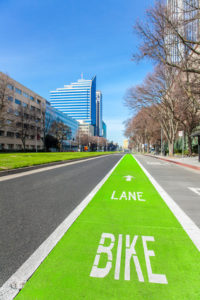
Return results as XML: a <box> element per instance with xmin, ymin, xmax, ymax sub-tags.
<box><xmin>111</xmin><ymin>191</ymin><xmax>146</xmax><ymax>202</ymax></box>
<box><xmin>90</xmin><ymin>233</ymin><xmax>168</xmax><ymax>285</ymax></box>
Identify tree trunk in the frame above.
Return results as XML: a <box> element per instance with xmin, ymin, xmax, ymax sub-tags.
<box><xmin>187</xmin><ymin>135</ymin><xmax>192</xmax><ymax>156</ymax></box>
<box><xmin>168</xmin><ymin>142</ymin><xmax>174</xmax><ymax>156</ymax></box>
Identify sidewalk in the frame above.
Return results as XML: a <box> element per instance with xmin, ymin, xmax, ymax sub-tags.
<box><xmin>146</xmin><ymin>154</ymin><xmax>200</xmax><ymax>171</ymax></box>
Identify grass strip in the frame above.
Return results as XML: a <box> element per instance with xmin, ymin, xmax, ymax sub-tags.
<box><xmin>0</xmin><ymin>152</ymin><xmax>117</xmax><ymax>171</ymax></box>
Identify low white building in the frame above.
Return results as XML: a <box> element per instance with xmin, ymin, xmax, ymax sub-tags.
<box><xmin>78</xmin><ymin>120</ymin><xmax>94</xmax><ymax>136</ymax></box>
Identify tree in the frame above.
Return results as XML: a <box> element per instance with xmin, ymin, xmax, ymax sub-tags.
<box><xmin>125</xmin><ymin>65</ymin><xmax>180</xmax><ymax>155</ymax></box>
<box><xmin>44</xmin><ymin>134</ymin><xmax>58</xmax><ymax>151</ymax></box>
<box><xmin>133</xmin><ymin>1</ymin><xmax>200</xmax><ymax>75</ymax></box>
<box><xmin>0</xmin><ymin>73</ymin><xmax>14</xmax><ymax>128</ymax></box>
<box><xmin>125</xmin><ymin>107</ymin><xmax>161</xmax><ymax>153</ymax></box>
<box><xmin>173</xmin><ymin>70</ymin><xmax>200</xmax><ymax>155</ymax></box>
<box><xmin>51</xmin><ymin>121</ymin><xmax>71</xmax><ymax>151</ymax></box>
<box><xmin>15</xmin><ymin>104</ymin><xmax>44</xmax><ymax>151</ymax></box>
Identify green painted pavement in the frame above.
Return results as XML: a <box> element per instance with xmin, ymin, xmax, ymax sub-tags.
<box><xmin>16</xmin><ymin>154</ymin><xmax>200</xmax><ymax>299</ymax></box>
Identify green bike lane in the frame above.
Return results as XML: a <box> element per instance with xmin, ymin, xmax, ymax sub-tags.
<box><xmin>16</xmin><ymin>154</ymin><xmax>200</xmax><ymax>299</ymax></box>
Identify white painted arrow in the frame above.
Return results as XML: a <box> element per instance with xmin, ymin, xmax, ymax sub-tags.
<box><xmin>124</xmin><ymin>175</ymin><xmax>135</xmax><ymax>182</ymax></box>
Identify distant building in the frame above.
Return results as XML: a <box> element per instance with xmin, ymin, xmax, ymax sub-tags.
<box><xmin>96</xmin><ymin>91</ymin><xmax>102</xmax><ymax>136</ymax></box>
<box><xmin>49</xmin><ymin>76</ymin><xmax>97</xmax><ymax>129</ymax></box>
<box><xmin>45</xmin><ymin>102</ymin><xmax>79</xmax><ymax>140</ymax></box>
<box><xmin>123</xmin><ymin>139</ymin><xmax>129</xmax><ymax>150</ymax></box>
<box><xmin>78</xmin><ymin>120</ymin><xmax>94</xmax><ymax>136</ymax></box>
<box><xmin>102</xmin><ymin>121</ymin><xmax>107</xmax><ymax>139</ymax></box>
<box><xmin>0</xmin><ymin>72</ymin><xmax>46</xmax><ymax>151</ymax></box>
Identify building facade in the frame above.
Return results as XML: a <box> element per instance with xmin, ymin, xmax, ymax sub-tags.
<box><xmin>78</xmin><ymin>120</ymin><xmax>94</xmax><ymax>136</ymax></box>
<box><xmin>49</xmin><ymin>76</ymin><xmax>97</xmax><ymax>129</ymax></box>
<box><xmin>102</xmin><ymin>121</ymin><xmax>107</xmax><ymax>139</ymax></box>
<box><xmin>0</xmin><ymin>72</ymin><xmax>46</xmax><ymax>151</ymax></box>
<box><xmin>166</xmin><ymin>0</ymin><xmax>199</xmax><ymax>62</ymax></box>
<box><xmin>96</xmin><ymin>91</ymin><xmax>102</xmax><ymax>136</ymax></box>
<box><xmin>45</xmin><ymin>102</ymin><xmax>78</xmax><ymax>140</ymax></box>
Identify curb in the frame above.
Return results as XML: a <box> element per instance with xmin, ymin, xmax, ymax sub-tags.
<box><xmin>0</xmin><ymin>154</ymin><xmax>113</xmax><ymax>177</ymax></box>
<box><xmin>145</xmin><ymin>154</ymin><xmax>200</xmax><ymax>171</ymax></box>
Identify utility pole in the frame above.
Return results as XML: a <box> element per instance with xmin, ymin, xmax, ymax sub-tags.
<box><xmin>161</xmin><ymin>127</ymin><xmax>163</xmax><ymax>156</ymax></box>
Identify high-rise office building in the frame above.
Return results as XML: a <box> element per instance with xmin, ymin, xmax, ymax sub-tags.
<box><xmin>102</xmin><ymin>121</ymin><xmax>107</xmax><ymax>139</ymax></box>
<box><xmin>166</xmin><ymin>0</ymin><xmax>199</xmax><ymax>62</ymax></box>
<box><xmin>49</xmin><ymin>77</ymin><xmax>97</xmax><ymax>129</ymax></box>
<box><xmin>96</xmin><ymin>91</ymin><xmax>102</xmax><ymax>136</ymax></box>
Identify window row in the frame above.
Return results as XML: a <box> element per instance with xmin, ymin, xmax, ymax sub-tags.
<box><xmin>0</xmin><ymin>131</ymin><xmax>42</xmax><ymax>140</ymax></box>
<box><xmin>7</xmin><ymin>84</ymin><xmax>42</xmax><ymax>104</ymax></box>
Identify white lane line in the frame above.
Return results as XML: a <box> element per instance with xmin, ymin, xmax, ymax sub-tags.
<box><xmin>0</xmin><ymin>155</ymin><xmax>124</xmax><ymax>300</ymax></box>
<box><xmin>133</xmin><ymin>155</ymin><xmax>200</xmax><ymax>252</ymax></box>
<box><xmin>188</xmin><ymin>187</ymin><xmax>200</xmax><ymax>196</ymax></box>
<box><xmin>0</xmin><ymin>155</ymin><xmax>116</xmax><ymax>182</ymax></box>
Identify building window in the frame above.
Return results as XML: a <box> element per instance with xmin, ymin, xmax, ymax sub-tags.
<box><xmin>8</xmin><ymin>96</ymin><xmax>13</xmax><ymax>102</ymax></box>
<box><xmin>7</xmin><ymin>132</ymin><xmax>14</xmax><ymax>137</ymax></box>
<box><xmin>31</xmin><ymin>106</ymin><xmax>35</xmax><ymax>111</ymax></box>
<box><xmin>16</xmin><ymin>132</ymin><xmax>21</xmax><ymax>138</ymax></box>
<box><xmin>0</xmin><ymin>130</ymin><xmax>4</xmax><ymax>136</ymax></box>
<box><xmin>17</xmin><ymin>144</ymin><xmax>22</xmax><ymax>150</ymax></box>
<box><xmin>23</xmin><ymin>92</ymin><xmax>29</xmax><ymax>98</ymax></box>
<box><xmin>15</xmin><ymin>99</ymin><xmax>21</xmax><ymax>105</ymax></box>
<box><xmin>7</xmin><ymin>144</ymin><xmax>14</xmax><ymax>150</ymax></box>
<box><xmin>15</xmin><ymin>87</ymin><xmax>22</xmax><ymax>95</ymax></box>
<box><xmin>30</xmin><ymin>96</ymin><xmax>34</xmax><ymax>101</ymax></box>
<box><xmin>15</xmin><ymin>110</ymin><xmax>20</xmax><ymax>116</ymax></box>
<box><xmin>36</xmin><ymin>99</ymin><xmax>41</xmax><ymax>104</ymax></box>
<box><xmin>0</xmin><ymin>144</ymin><xmax>5</xmax><ymax>150</ymax></box>
<box><xmin>7</xmin><ymin>84</ymin><xmax>14</xmax><ymax>90</ymax></box>
<box><xmin>22</xmin><ymin>102</ymin><xmax>28</xmax><ymax>107</ymax></box>
<box><xmin>7</xmin><ymin>107</ymin><xmax>13</xmax><ymax>114</ymax></box>
<box><xmin>6</xmin><ymin>119</ymin><xmax>12</xmax><ymax>125</ymax></box>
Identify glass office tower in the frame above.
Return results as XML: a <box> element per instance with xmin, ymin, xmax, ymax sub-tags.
<box><xmin>96</xmin><ymin>91</ymin><xmax>102</xmax><ymax>136</ymax></box>
<box><xmin>49</xmin><ymin>76</ymin><xmax>97</xmax><ymax>128</ymax></box>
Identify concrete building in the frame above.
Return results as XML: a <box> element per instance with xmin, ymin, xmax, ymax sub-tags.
<box><xmin>0</xmin><ymin>72</ymin><xmax>46</xmax><ymax>151</ymax></box>
<box><xmin>96</xmin><ymin>91</ymin><xmax>102</xmax><ymax>136</ymax></box>
<box><xmin>78</xmin><ymin>120</ymin><xmax>94</xmax><ymax>136</ymax></box>
<box><xmin>123</xmin><ymin>139</ymin><xmax>129</xmax><ymax>150</ymax></box>
<box><xmin>49</xmin><ymin>76</ymin><xmax>97</xmax><ymax>129</ymax></box>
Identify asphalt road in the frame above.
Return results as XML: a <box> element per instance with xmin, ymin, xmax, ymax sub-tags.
<box><xmin>135</xmin><ymin>155</ymin><xmax>200</xmax><ymax>228</ymax></box>
<box><xmin>0</xmin><ymin>154</ymin><xmax>123</xmax><ymax>287</ymax></box>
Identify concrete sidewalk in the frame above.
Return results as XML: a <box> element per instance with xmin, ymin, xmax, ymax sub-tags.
<box><xmin>146</xmin><ymin>154</ymin><xmax>200</xmax><ymax>171</ymax></box>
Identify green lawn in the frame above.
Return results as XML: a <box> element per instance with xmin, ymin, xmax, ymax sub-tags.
<box><xmin>16</xmin><ymin>154</ymin><xmax>200</xmax><ymax>299</ymax></box>
<box><xmin>0</xmin><ymin>152</ymin><xmax>117</xmax><ymax>171</ymax></box>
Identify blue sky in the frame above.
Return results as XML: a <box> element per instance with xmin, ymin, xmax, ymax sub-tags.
<box><xmin>0</xmin><ymin>0</ymin><xmax>154</xmax><ymax>145</ymax></box>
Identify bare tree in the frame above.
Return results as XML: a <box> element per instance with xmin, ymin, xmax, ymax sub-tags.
<box><xmin>133</xmin><ymin>1</ymin><xmax>200</xmax><ymax>75</ymax></box>
<box><xmin>51</xmin><ymin>121</ymin><xmax>71</xmax><ymax>151</ymax></box>
<box><xmin>0</xmin><ymin>73</ymin><xmax>14</xmax><ymax>128</ymax></box>
<box><xmin>125</xmin><ymin>65</ymin><xmax>180</xmax><ymax>155</ymax></box>
<box><xmin>125</xmin><ymin>107</ymin><xmax>161</xmax><ymax>153</ymax></box>
<box><xmin>15</xmin><ymin>105</ymin><xmax>43</xmax><ymax>151</ymax></box>
<box><xmin>173</xmin><ymin>70</ymin><xmax>200</xmax><ymax>155</ymax></box>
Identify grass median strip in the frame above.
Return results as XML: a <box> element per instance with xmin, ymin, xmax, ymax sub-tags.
<box><xmin>15</xmin><ymin>154</ymin><xmax>200</xmax><ymax>299</ymax></box>
<box><xmin>0</xmin><ymin>152</ymin><xmax>117</xmax><ymax>171</ymax></box>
